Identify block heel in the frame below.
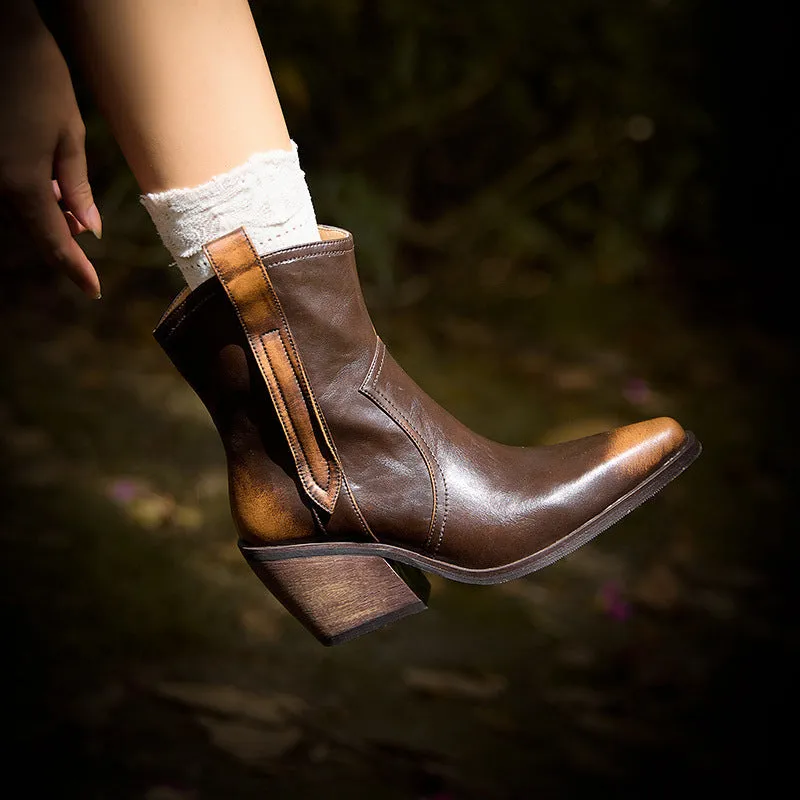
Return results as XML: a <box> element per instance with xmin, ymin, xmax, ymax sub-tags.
<box><xmin>243</xmin><ymin>550</ymin><xmax>431</xmax><ymax>645</ymax></box>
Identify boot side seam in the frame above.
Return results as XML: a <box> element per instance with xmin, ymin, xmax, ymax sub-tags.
<box><xmin>372</xmin><ymin>385</ymin><xmax>449</xmax><ymax>555</ymax></box>
<box><xmin>254</xmin><ymin>256</ymin><xmax>346</xmax><ymax>504</ymax></box>
<box><xmin>360</xmin><ymin>339</ymin><xmax>448</xmax><ymax>555</ymax></box>
<box><xmin>340</xmin><ymin>475</ymin><xmax>378</xmax><ymax>542</ymax></box>
<box><xmin>250</xmin><ymin>330</ymin><xmax>332</xmax><ymax>494</ymax></box>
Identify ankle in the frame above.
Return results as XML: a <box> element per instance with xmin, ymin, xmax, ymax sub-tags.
<box><xmin>140</xmin><ymin>141</ymin><xmax>320</xmax><ymax>289</ymax></box>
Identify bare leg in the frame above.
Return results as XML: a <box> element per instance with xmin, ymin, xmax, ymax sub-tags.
<box><xmin>65</xmin><ymin>0</ymin><xmax>291</xmax><ymax>193</ymax></box>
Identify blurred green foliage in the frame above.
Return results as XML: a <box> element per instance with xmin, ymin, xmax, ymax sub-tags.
<box><xmin>250</xmin><ymin>0</ymin><xmax>712</xmax><ymax>293</ymax></box>
<box><xmin>54</xmin><ymin>0</ymin><xmax>715</xmax><ymax>302</ymax></box>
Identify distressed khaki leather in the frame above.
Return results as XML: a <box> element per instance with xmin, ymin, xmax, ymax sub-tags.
<box><xmin>155</xmin><ymin>226</ymin><xmax>688</xmax><ymax>570</ymax></box>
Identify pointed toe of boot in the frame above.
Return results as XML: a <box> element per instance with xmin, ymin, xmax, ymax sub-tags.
<box><xmin>427</xmin><ymin>415</ymin><xmax>697</xmax><ymax>575</ymax></box>
<box><xmin>558</xmin><ymin>415</ymin><xmax>694</xmax><ymax>538</ymax></box>
<box><xmin>605</xmin><ymin>416</ymin><xmax>687</xmax><ymax>480</ymax></box>
<box><xmin>519</xmin><ymin>415</ymin><xmax>697</xmax><ymax>570</ymax></box>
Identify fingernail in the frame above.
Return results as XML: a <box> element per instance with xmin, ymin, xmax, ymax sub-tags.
<box><xmin>87</xmin><ymin>203</ymin><xmax>103</xmax><ymax>240</ymax></box>
<box><xmin>94</xmin><ymin>291</ymin><xmax>102</xmax><ymax>300</ymax></box>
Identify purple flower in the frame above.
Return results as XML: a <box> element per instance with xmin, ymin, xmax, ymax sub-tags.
<box><xmin>107</xmin><ymin>478</ymin><xmax>141</xmax><ymax>504</ymax></box>
<box><xmin>623</xmin><ymin>377</ymin><xmax>652</xmax><ymax>407</ymax></box>
<box><xmin>599</xmin><ymin>581</ymin><xmax>631</xmax><ymax>622</ymax></box>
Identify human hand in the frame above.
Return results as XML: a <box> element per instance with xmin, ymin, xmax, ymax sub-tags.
<box><xmin>0</xmin><ymin>7</ymin><xmax>102</xmax><ymax>298</ymax></box>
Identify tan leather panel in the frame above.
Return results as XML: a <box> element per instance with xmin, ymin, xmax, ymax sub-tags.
<box><xmin>203</xmin><ymin>228</ymin><xmax>341</xmax><ymax>514</ymax></box>
<box><xmin>254</xmin><ymin>330</ymin><xmax>334</xmax><ymax>509</ymax></box>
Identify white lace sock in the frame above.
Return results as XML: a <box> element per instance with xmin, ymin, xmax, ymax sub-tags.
<box><xmin>140</xmin><ymin>141</ymin><xmax>320</xmax><ymax>289</ymax></box>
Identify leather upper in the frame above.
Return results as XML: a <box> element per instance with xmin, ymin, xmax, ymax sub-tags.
<box><xmin>155</xmin><ymin>226</ymin><xmax>686</xmax><ymax>570</ymax></box>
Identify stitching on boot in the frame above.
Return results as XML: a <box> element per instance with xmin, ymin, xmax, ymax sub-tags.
<box><xmin>272</xmin><ymin>333</ymin><xmax>331</xmax><ymax>491</ymax></box>
<box><xmin>360</xmin><ymin>338</ymin><xmax>448</xmax><ymax>554</ymax></box>
<box><xmin>367</xmin><ymin>346</ymin><xmax>438</xmax><ymax>550</ymax></box>
<box><xmin>251</xmin><ymin>332</ymin><xmax>332</xmax><ymax>506</ymax></box>
<box><xmin>159</xmin><ymin>292</ymin><xmax>216</xmax><ymax>339</ymax></box>
<box><xmin>341</xmin><ymin>475</ymin><xmax>378</xmax><ymax>542</ymax></box>
<box><xmin>250</xmin><ymin>331</ymin><xmax>318</xmax><ymax>501</ymax></box>
<box><xmin>263</xmin><ymin>246</ymin><xmax>353</xmax><ymax>272</ymax></box>
<box><xmin>254</xmin><ymin>266</ymin><xmax>342</xmax><ymax>510</ymax></box>
<box><xmin>158</xmin><ymin>238</ymin><xmax>353</xmax><ymax>338</ymax></box>
<box><xmin>431</xmin><ymin>470</ymin><xmax>449</xmax><ymax>556</ymax></box>
<box><xmin>255</xmin><ymin>257</ymin><xmax>343</xmax><ymax>504</ymax></box>
<box><xmin>369</xmin><ymin>341</ymin><xmax>448</xmax><ymax>552</ymax></box>
<box><xmin>372</xmin><ymin>385</ymin><xmax>448</xmax><ymax>554</ymax></box>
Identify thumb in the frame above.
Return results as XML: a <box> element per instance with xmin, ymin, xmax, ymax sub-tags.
<box><xmin>53</xmin><ymin>124</ymin><xmax>102</xmax><ymax>240</ymax></box>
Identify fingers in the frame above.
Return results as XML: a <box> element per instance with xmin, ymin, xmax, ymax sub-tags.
<box><xmin>52</xmin><ymin>180</ymin><xmax>89</xmax><ymax>236</ymax></box>
<box><xmin>64</xmin><ymin>209</ymin><xmax>88</xmax><ymax>237</ymax></box>
<box><xmin>42</xmin><ymin>192</ymin><xmax>101</xmax><ymax>297</ymax></box>
<box><xmin>53</xmin><ymin>124</ymin><xmax>102</xmax><ymax>239</ymax></box>
<box><xmin>50</xmin><ymin>132</ymin><xmax>103</xmax><ymax>292</ymax></box>
<box><xmin>16</xmin><ymin>180</ymin><xmax>101</xmax><ymax>298</ymax></box>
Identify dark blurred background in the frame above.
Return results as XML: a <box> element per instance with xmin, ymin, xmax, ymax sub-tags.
<box><xmin>1</xmin><ymin>1</ymin><xmax>795</xmax><ymax>798</ymax></box>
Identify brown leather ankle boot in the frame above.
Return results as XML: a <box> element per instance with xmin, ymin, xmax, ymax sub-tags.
<box><xmin>154</xmin><ymin>226</ymin><xmax>701</xmax><ymax>645</ymax></box>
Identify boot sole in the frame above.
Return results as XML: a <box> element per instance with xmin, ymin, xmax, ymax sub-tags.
<box><xmin>240</xmin><ymin>432</ymin><xmax>700</xmax><ymax>643</ymax></box>
<box><xmin>240</xmin><ymin>431</ymin><xmax>700</xmax><ymax>585</ymax></box>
